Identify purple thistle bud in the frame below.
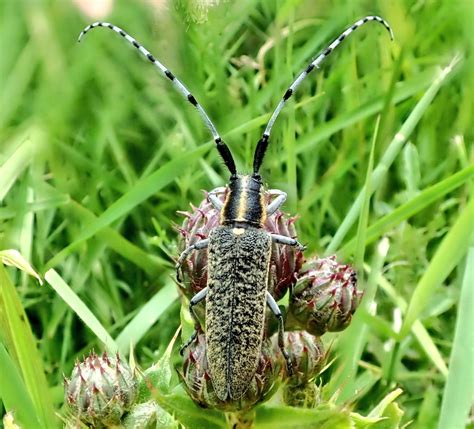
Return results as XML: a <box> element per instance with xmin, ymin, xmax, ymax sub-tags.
<box><xmin>289</xmin><ymin>256</ymin><xmax>362</xmax><ymax>336</ymax></box>
<box><xmin>271</xmin><ymin>330</ymin><xmax>325</xmax><ymax>385</ymax></box>
<box><xmin>180</xmin><ymin>333</ymin><xmax>281</xmax><ymax>411</ymax></box>
<box><xmin>64</xmin><ymin>351</ymin><xmax>137</xmax><ymax>427</ymax></box>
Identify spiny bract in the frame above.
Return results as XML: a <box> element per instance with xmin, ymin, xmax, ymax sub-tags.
<box><xmin>64</xmin><ymin>351</ymin><xmax>137</xmax><ymax>427</ymax></box>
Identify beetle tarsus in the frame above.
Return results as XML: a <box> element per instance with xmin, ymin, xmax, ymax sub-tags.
<box><xmin>282</xmin><ymin>349</ymin><xmax>294</xmax><ymax>375</ymax></box>
<box><xmin>179</xmin><ymin>330</ymin><xmax>198</xmax><ymax>355</ymax></box>
<box><xmin>175</xmin><ymin>263</ymin><xmax>183</xmax><ymax>283</ymax></box>
<box><xmin>298</xmin><ymin>242</ymin><xmax>307</xmax><ymax>252</ymax></box>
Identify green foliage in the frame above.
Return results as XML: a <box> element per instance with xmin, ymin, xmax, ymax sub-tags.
<box><xmin>0</xmin><ymin>261</ymin><xmax>56</xmax><ymax>428</ymax></box>
<box><xmin>438</xmin><ymin>248</ymin><xmax>474</xmax><ymax>429</ymax></box>
<box><xmin>0</xmin><ymin>0</ymin><xmax>472</xmax><ymax>427</ymax></box>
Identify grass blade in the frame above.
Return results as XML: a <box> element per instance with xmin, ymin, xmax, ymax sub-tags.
<box><xmin>0</xmin><ymin>249</ymin><xmax>43</xmax><ymax>285</ymax></box>
<box><xmin>0</xmin><ymin>128</ymin><xmax>42</xmax><ymax>202</ymax></box>
<box><xmin>115</xmin><ymin>281</ymin><xmax>179</xmax><ymax>354</ymax></box>
<box><xmin>0</xmin><ymin>42</ymin><xmax>38</xmax><ymax>128</ymax></box>
<box><xmin>368</xmin><ymin>266</ymin><xmax>448</xmax><ymax>376</ymax></box>
<box><xmin>45</xmin><ymin>269</ymin><xmax>119</xmax><ymax>353</ymax></box>
<box><xmin>367</xmin><ymin>388</ymin><xmax>403</xmax><ymax>418</ymax></box>
<box><xmin>45</xmin><ymin>144</ymin><xmax>210</xmax><ymax>269</ymax></box>
<box><xmin>0</xmin><ymin>264</ymin><xmax>57</xmax><ymax>428</ymax></box>
<box><xmin>339</xmin><ymin>164</ymin><xmax>474</xmax><ymax>256</ymax></box>
<box><xmin>326</xmin><ymin>56</ymin><xmax>461</xmax><ymax>254</ymax></box>
<box><xmin>39</xmin><ymin>182</ymin><xmax>162</xmax><ymax>275</ymax></box>
<box><xmin>328</xmin><ymin>119</ymin><xmax>381</xmax><ymax>400</ymax></box>
<box><xmin>0</xmin><ymin>343</ymin><xmax>41</xmax><ymax>429</ymax></box>
<box><xmin>354</xmin><ymin>115</ymin><xmax>379</xmax><ymax>271</ymax></box>
<box><xmin>295</xmin><ymin>68</ymin><xmax>435</xmax><ymax>156</ymax></box>
<box><xmin>438</xmin><ymin>247</ymin><xmax>474</xmax><ymax>429</ymax></box>
<box><xmin>327</xmin><ymin>238</ymin><xmax>389</xmax><ymax>400</ymax></box>
<box><xmin>65</xmin><ymin>199</ymin><xmax>163</xmax><ymax>275</ymax></box>
<box><xmin>400</xmin><ymin>196</ymin><xmax>474</xmax><ymax>337</ymax></box>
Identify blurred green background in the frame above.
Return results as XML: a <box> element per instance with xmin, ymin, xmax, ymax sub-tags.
<box><xmin>0</xmin><ymin>0</ymin><xmax>473</xmax><ymax>427</ymax></box>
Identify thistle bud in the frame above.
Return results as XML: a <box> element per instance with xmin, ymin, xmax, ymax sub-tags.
<box><xmin>265</xmin><ymin>211</ymin><xmax>304</xmax><ymax>300</ymax></box>
<box><xmin>177</xmin><ymin>189</ymin><xmax>303</xmax><ymax>300</ymax></box>
<box><xmin>64</xmin><ymin>351</ymin><xmax>137</xmax><ymax>427</ymax></box>
<box><xmin>289</xmin><ymin>256</ymin><xmax>362</xmax><ymax>336</ymax></box>
<box><xmin>180</xmin><ymin>333</ymin><xmax>280</xmax><ymax>411</ymax></box>
<box><xmin>271</xmin><ymin>331</ymin><xmax>325</xmax><ymax>385</ymax></box>
<box><xmin>176</xmin><ymin>196</ymin><xmax>220</xmax><ymax>296</ymax></box>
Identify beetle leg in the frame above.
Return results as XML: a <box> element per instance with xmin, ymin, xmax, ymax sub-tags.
<box><xmin>266</xmin><ymin>291</ymin><xmax>293</xmax><ymax>375</ymax></box>
<box><xmin>180</xmin><ymin>287</ymin><xmax>208</xmax><ymax>355</ymax></box>
<box><xmin>175</xmin><ymin>238</ymin><xmax>209</xmax><ymax>282</ymax></box>
<box><xmin>266</xmin><ymin>189</ymin><xmax>287</xmax><ymax>215</ymax></box>
<box><xmin>271</xmin><ymin>233</ymin><xmax>306</xmax><ymax>251</ymax></box>
<box><xmin>207</xmin><ymin>186</ymin><xmax>226</xmax><ymax>210</ymax></box>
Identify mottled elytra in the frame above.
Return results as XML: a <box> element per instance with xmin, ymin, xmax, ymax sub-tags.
<box><xmin>78</xmin><ymin>16</ymin><xmax>393</xmax><ymax>401</ymax></box>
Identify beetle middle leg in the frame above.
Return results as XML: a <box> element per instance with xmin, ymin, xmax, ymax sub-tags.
<box><xmin>179</xmin><ymin>287</ymin><xmax>208</xmax><ymax>355</ymax></box>
<box><xmin>266</xmin><ymin>291</ymin><xmax>293</xmax><ymax>375</ymax></box>
<box><xmin>175</xmin><ymin>238</ymin><xmax>209</xmax><ymax>282</ymax></box>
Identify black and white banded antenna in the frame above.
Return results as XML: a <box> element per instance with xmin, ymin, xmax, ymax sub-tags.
<box><xmin>252</xmin><ymin>15</ymin><xmax>394</xmax><ymax>175</ymax></box>
<box><xmin>78</xmin><ymin>22</ymin><xmax>237</xmax><ymax>176</ymax></box>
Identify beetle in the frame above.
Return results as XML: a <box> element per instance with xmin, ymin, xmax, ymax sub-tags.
<box><xmin>78</xmin><ymin>15</ymin><xmax>393</xmax><ymax>401</ymax></box>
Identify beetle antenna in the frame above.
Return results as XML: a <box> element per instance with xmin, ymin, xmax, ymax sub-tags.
<box><xmin>252</xmin><ymin>15</ymin><xmax>393</xmax><ymax>175</ymax></box>
<box><xmin>78</xmin><ymin>22</ymin><xmax>237</xmax><ymax>176</ymax></box>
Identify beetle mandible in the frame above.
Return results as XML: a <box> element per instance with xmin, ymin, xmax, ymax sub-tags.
<box><xmin>78</xmin><ymin>16</ymin><xmax>393</xmax><ymax>401</ymax></box>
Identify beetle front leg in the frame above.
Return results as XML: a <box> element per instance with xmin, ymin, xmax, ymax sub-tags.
<box><xmin>266</xmin><ymin>189</ymin><xmax>287</xmax><ymax>216</ymax></box>
<box><xmin>266</xmin><ymin>291</ymin><xmax>293</xmax><ymax>375</ymax></box>
<box><xmin>180</xmin><ymin>287</ymin><xmax>208</xmax><ymax>355</ymax></box>
<box><xmin>207</xmin><ymin>186</ymin><xmax>226</xmax><ymax>210</ymax></box>
<box><xmin>271</xmin><ymin>233</ymin><xmax>306</xmax><ymax>251</ymax></box>
<box><xmin>175</xmin><ymin>238</ymin><xmax>209</xmax><ymax>282</ymax></box>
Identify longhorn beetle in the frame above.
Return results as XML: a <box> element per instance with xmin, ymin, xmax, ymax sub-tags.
<box><xmin>78</xmin><ymin>16</ymin><xmax>393</xmax><ymax>401</ymax></box>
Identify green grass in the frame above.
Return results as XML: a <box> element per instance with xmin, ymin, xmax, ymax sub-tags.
<box><xmin>0</xmin><ymin>0</ymin><xmax>472</xmax><ymax>427</ymax></box>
